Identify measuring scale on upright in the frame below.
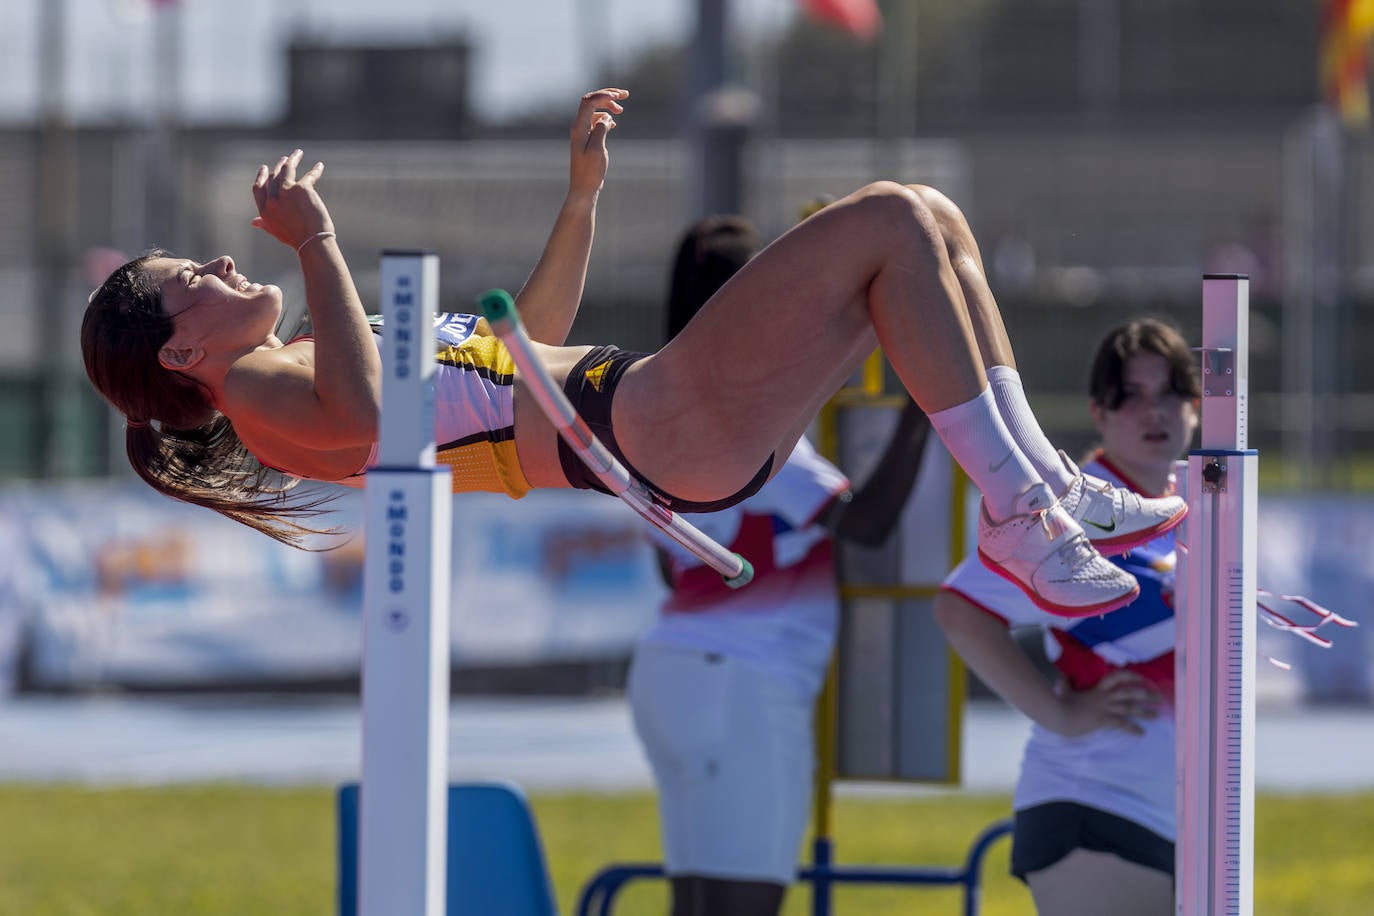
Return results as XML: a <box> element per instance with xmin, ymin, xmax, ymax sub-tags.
<box><xmin>1176</xmin><ymin>274</ymin><xmax>1258</xmax><ymax>915</ymax></box>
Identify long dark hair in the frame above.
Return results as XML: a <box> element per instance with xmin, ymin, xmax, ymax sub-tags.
<box><xmin>665</xmin><ymin>215</ymin><xmax>760</xmax><ymax>342</ymax></box>
<box><xmin>80</xmin><ymin>252</ymin><xmax>337</xmax><ymax>547</ymax></box>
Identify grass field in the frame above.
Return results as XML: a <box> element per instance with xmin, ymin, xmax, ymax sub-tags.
<box><xmin>2</xmin><ymin>785</ymin><xmax>1372</xmax><ymax>915</ymax></box>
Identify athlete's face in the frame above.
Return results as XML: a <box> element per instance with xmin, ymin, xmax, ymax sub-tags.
<box><xmin>147</xmin><ymin>255</ymin><xmax>283</xmax><ymax>353</ymax></box>
<box><xmin>1090</xmin><ymin>351</ymin><xmax>1198</xmax><ymax>485</ymax></box>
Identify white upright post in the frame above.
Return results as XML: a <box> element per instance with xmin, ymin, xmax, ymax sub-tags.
<box><xmin>359</xmin><ymin>251</ymin><xmax>451</xmax><ymax>916</ymax></box>
<box><xmin>1177</xmin><ymin>274</ymin><xmax>1258</xmax><ymax>916</ymax></box>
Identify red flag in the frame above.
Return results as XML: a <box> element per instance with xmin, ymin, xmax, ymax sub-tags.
<box><xmin>800</xmin><ymin>0</ymin><xmax>883</xmax><ymax>42</ymax></box>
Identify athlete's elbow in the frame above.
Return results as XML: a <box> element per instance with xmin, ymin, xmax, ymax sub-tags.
<box><xmin>348</xmin><ymin>398</ymin><xmax>380</xmax><ymax>444</ymax></box>
<box><xmin>314</xmin><ymin>392</ymin><xmax>379</xmax><ymax>446</ymax></box>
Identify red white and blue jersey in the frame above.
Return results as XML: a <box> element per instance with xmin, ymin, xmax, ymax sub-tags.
<box><xmin>941</xmin><ymin>453</ymin><xmax>1178</xmax><ymax>840</ymax></box>
<box><xmin>641</xmin><ymin>436</ymin><xmax>850</xmax><ymax>699</ymax></box>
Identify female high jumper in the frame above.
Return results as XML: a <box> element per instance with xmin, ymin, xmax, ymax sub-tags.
<box><xmin>80</xmin><ymin>88</ymin><xmax>1185</xmax><ymax>618</ymax></box>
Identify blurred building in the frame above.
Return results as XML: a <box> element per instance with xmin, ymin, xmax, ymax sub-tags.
<box><xmin>283</xmin><ymin>39</ymin><xmax>473</xmax><ymax>140</ymax></box>
<box><xmin>771</xmin><ymin>0</ymin><xmax>1319</xmax><ymax>134</ymax></box>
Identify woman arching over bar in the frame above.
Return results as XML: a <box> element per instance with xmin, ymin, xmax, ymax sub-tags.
<box><xmin>80</xmin><ymin>88</ymin><xmax>1185</xmax><ymax>618</ymax></box>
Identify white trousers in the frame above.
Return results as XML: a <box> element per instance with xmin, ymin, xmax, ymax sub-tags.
<box><xmin>627</xmin><ymin>642</ymin><xmax>816</xmax><ymax>885</ymax></box>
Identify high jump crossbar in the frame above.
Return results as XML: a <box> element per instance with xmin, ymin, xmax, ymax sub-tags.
<box><xmin>358</xmin><ymin>251</ymin><xmax>452</xmax><ymax>916</ymax></box>
<box><xmin>478</xmin><ymin>289</ymin><xmax>754</xmax><ymax>588</ymax></box>
<box><xmin>1177</xmin><ymin>274</ymin><xmax>1257</xmax><ymax>915</ymax></box>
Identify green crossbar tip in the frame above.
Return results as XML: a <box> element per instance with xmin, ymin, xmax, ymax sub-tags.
<box><xmin>478</xmin><ymin>288</ymin><xmax>517</xmax><ymax>324</ymax></box>
<box><xmin>724</xmin><ymin>556</ymin><xmax>754</xmax><ymax>589</ymax></box>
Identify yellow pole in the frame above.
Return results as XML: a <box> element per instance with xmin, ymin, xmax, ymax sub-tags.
<box><xmin>812</xmin><ymin>398</ymin><xmax>841</xmax><ymax>844</ymax></box>
<box><xmin>862</xmin><ymin>348</ymin><xmax>884</xmax><ymax>396</ymax></box>
<box><xmin>946</xmin><ymin>464</ymin><xmax>969</xmax><ymax>783</ymax></box>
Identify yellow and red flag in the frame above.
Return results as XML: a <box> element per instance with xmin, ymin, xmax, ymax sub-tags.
<box><xmin>1322</xmin><ymin>0</ymin><xmax>1374</xmax><ymax>126</ymax></box>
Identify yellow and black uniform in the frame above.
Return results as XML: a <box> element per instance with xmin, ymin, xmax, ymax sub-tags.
<box><xmin>343</xmin><ymin>316</ymin><xmax>769</xmax><ymax>510</ymax></box>
<box><xmin>345</xmin><ymin>313</ymin><xmax>530</xmax><ymax>496</ymax></box>
<box><xmin>430</xmin><ymin>313</ymin><xmax>531</xmax><ymax>497</ymax></box>
<box><xmin>558</xmin><ymin>345</ymin><xmax>773</xmax><ymax>513</ymax></box>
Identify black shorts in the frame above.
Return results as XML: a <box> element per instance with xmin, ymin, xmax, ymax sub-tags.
<box><xmin>557</xmin><ymin>345</ymin><xmax>773</xmax><ymax>513</ymax></box>
<box><xmin>1010</xmin><ymin>802</ymin><xmax>1174</xmax><ymax>883</ymax></box>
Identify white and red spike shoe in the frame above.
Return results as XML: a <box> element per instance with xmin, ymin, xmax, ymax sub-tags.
<box><xmin>977</xmin><ymin>483</ymin><xmax>1141</xmax><ymax>618</ymax></box>
<box><xmin>1056</xmin><ymin>451</ymin><xmax>1188</xmax><ymax>556</ymax></box>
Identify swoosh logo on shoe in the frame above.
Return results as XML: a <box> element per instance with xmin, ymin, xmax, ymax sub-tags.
<box><xmin>988</xmin><ymin>451</ymin><xmax>1014</xmax><ymax>473</ymax></box>
<box><xmin>1082</xmin><ymin>518</ymin><xmax>1117</xmax><ymax>533</ymax></box>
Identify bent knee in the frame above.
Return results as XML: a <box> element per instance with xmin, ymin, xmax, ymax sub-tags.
<box><xmin>905</xmin><ymin>184</ymin><xmax>972</xmax><ymax>237</ymax></box>
<box><xmin>855</xmin><ymin>179</ymin><xmax>928</xmax><ymax>216</ymax></box>
<box><xmin>847</xmin><ymin>181</ymin><xmax>945</xmax><ymax>258</ymax></box>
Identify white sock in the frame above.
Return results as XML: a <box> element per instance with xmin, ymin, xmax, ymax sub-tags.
<box><xmin>986</xmin><ymin>365</ymin><xmax>1076</xmax><ymax>495</ymax></box>
<box><xmin>928</xmin><ymin>386</ymin><xmax>1042</xmax><ymax>520</ymax></box>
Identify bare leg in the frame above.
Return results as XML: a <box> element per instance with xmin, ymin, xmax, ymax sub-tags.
<box><xmin>905</xmin><ymin>184</ymin><xmax>1189</xmax><ymax>553</ymax></box>
<box><xmin>905</xmin><ymin>184</ymin><xmax>1016</xmax><ymax>369</ymax></box>
<box><xmin>670</xmin><ymin>875</ymin><xmax>785</xmax><ymax>916</ymax></box>
<box><xmin>615</xmin><ymin>181</ymin><xmax>1000</xmax><ymax>502</ymax></box>
<box><xmin>669</xmin><ymin>875</ymin><xmax>697</xmax><ymax>916</ymax></box>
<box><xmin>1027</xmin><ymin>849</ymin><xmax>1173</xmax><ymax>916</ymax></box>
<box><xmin>612</xmin><ymin>180</ymin><xmax>1146</xmax><ymax>618</ymax></box>
<box><xmin>908</xmin><ymin>184</ymin><xmax>1076</xmax><ymax>494</ymax></box>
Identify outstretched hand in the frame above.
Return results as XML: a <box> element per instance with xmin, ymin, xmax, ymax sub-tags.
<box><xmin>250</xmin><ymin>149</ymin><xmax>335</xmax><ymax>251</ymax></box>
<box><xmin>1051</xmin><ymin>669</ymin><xmax>1163</xmax><ymax>737</ymax></box>
<box><xmin>569</xmin><ymin>88</ymin><xmax>627</xmax><ymax>196</ymax></box>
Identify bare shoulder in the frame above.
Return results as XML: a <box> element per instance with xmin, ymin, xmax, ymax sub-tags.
<box><xmin>218</xmin><ymin>340</ymin><xmax>372</xmax><ymax>478</ymax></box>
<box><xmin>221</xmin><ymin>341</ymin><xmax>317</xmax><ymax>418</ymax></box>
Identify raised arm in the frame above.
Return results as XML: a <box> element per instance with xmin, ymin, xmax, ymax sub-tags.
<box><xmin>230</xmin><ymin>150</ymin><xmax>380</xmax><ymax>448</ymax></box>
<box><xmin>513</xmin><ymin>88</ymin><xmax>627</xmax><ymax>345</ymax></box>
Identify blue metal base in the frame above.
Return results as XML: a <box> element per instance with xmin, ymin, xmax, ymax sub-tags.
<box><xmin>574</xmin><ymin>818</ymin><xmax>1013</xmax><ymax>916</ymax></box>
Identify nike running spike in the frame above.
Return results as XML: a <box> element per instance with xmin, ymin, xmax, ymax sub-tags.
<box><xmin>977</xmin><ymin>484</ymin><xmax>1141</xmax><ymax>618</ymax></box>
<box><xmin>1055</xmin><ymin>451</ymin><xmax>1188</xmax><ymax>556</ymax></box>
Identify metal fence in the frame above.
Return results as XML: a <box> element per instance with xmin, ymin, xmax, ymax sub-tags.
<box><xmin>1</xmin><ymin>124</ymin><xmax>1371</xmax><ymax>484</ymax></box>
